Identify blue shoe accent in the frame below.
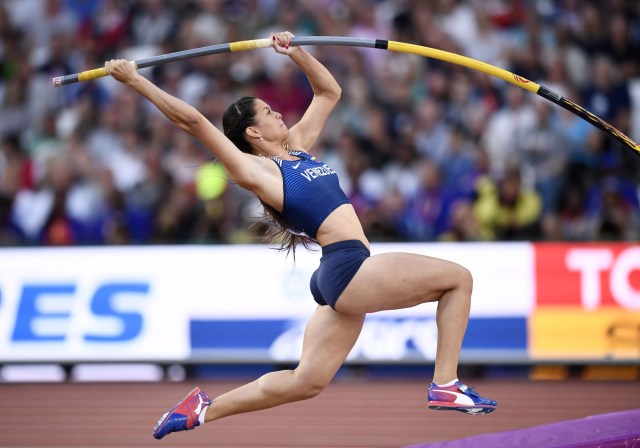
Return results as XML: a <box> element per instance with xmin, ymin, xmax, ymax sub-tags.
<box><xmin>152</xmin><ymin>387</ymin><xmax>211</xmax><ymax>440</ymax></box>
<box><xmin>153</xmin><ymin>412</ymin><xmax>198</xmax><ymax>440</ymax></box>
<box><xmin>428</xmin><ymin>381</ymin><xmax>496</xmax><ymax>415</ymax></box>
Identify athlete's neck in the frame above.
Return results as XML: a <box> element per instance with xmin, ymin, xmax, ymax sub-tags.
<box><xmin>259</xmin><ymin>142</ymin><xmax>290</xmax><ymax>159</ymax></box>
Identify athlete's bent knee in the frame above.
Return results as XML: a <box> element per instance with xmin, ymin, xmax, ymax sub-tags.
<box><xmin>457</xmin><ymin>265</ymin><xmax>473</xmax><ymax>291</ymax></box>
<box><xmin>294</xmin><ymin>376</ymin><xmax>328</xmax><ymax>400</ymax></box>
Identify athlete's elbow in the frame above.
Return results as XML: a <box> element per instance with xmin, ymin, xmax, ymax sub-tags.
<box><xmin>328</xmin><ymin>81</ymin><xmax>342</xmax><ymax>101</ymax></box>
<box><xmin>177</xmin><ymin>107</ymin><xmax>203</xmax><ymax>133</ymax></box>
<box><xmin>319</xmin><ymin>80</ymin><xmax>341</xmax><ymax>103</ymax></box>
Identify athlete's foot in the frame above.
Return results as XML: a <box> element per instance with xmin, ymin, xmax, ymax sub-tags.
<box><xmin>153</xmin><ymin>387</ymin><xmax>211</xmax><ymax>439</ymax></box>
<box><xmin>428</xmin><ymin>381</ymin><xmax>496</xmax><ymax>415</ymax></box>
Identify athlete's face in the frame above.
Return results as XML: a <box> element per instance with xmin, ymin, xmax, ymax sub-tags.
<box><xmin>252</xmin><ymin>99</ymin><xmax>289</xmax><ymax>142</ymax></box>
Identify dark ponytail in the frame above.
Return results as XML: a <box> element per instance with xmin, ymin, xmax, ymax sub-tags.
<box><xmin>222</xmin><ymin>97</ymin><xmax>316</xmax><ymax>258</ymax></box>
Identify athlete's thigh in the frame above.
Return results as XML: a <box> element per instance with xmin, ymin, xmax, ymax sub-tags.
<box><xmin>295</xmin><ymin>305</ymin><xmax>365</xmax><ymax>385</ymax></box>
<box><xmin>335</xmin><ymin>252</ymin><xmax>470</xmax><ymax>315</ymax></box>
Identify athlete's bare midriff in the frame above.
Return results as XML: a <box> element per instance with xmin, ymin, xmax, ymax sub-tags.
<box><xmin>314</xmin><ymin>204</ymin><xmax>370</xmax><ymax>250</ymax></box>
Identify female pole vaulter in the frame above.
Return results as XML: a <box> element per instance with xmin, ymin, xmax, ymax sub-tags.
<box><xmin>105</xmin><ymin>31</ymin><xmax>496</xmax><ymax>440</ymax></box>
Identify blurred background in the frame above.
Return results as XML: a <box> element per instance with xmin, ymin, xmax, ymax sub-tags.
<box><xmin>1</xmin><ymin>0</ymin><xmax>639</xmax><ymax>246</ymax></box>
<box><xmin>0</xmin><ymin>0</ymin><xmax>639</xmax><ymax>384</ymax></box>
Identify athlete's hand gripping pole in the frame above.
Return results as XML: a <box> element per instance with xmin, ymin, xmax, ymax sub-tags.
<box><xmin>51</xmin><ymin>38</ymin><xmax>274</xmax><ymax>87</ymax></box>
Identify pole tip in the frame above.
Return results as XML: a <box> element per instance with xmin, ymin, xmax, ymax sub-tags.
<box><xmin>52</xmin><ymin>76</ymin><xmax>62</xmax><ymax>88</ymax></box>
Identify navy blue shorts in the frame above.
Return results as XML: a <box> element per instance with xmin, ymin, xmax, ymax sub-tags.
<box><xmin>310</xmin><ymin>240</ymin><xmax>370</xmax><ymax>309</ymax></box>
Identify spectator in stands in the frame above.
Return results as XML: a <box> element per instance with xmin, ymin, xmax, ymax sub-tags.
<box><xmin>473</xmin><ymin>166</ymin><xmax>542</xmax><ymax>240</ymax></box>
<box><xmin>543</xmin><ymin>184</ymin><xmax>597</xmax><ymax>241</ymax></box>
<box><xmin>413</xmin><ymin>97</ymin><xmax>451</xmax><ymax>166</ymax></box>
<box><xmin>439</xmin><ymin>198</ymin><xmax>481</xmax><ymax>242</ymax></box>
<box><xmin>0</xmin><ymin>135</ymin><xmax>29</xmax><ymax>244</ymax></box>
<box><xmin>482</xmin><ymin>85</ymin><xmax>536</xmax><ymax>178</ymax></box>
<box><xmin>397</xmin><ymin>159</ymin><xmax>453</xmax><ymax>241</ymax></box>
<box><xmin>586</xmin><ymin>166</ymin><xmax>640</xmax><ymax>241</ymax></box>
<box><xmin>581</xmin><ymin>54</ymin><xmax>631</xmax><ymax>127</ymax></box>
<box><xmin>518</xmin><ymin>100</ymin><xmax>568</xmax><ymax>215</ymax></box>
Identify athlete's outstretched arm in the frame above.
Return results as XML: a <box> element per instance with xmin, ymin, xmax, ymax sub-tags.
<box><xmin>272</xmin><ymin>32</ymin><xmax>341</xmax><ymax>151</ymax></box>
<box><xmin>105</xmin><ymin>59</ymin><xmax>263</xmax><ymax>190</ymax></box>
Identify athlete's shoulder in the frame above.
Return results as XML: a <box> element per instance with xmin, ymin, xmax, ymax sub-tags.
<box><xmin>288</xmin><ymin>149</ymin><xmax>319</xmax><ymax>162</ymax></box>
<box><xmin>284</xmin><ymin>141</ymin><xmax>312</xmax><ymax>156</ymax></box>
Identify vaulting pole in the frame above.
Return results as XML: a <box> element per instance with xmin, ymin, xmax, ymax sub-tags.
<box><xmin>52</xmin><ymin>36</ymin><xmax>640</xmax><ymax>157</ymax></box>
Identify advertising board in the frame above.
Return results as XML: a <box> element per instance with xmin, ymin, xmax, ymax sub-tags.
<box><xmin>531</xmin><ymin>243</ymin><xmax>640</xmax><ymax>360</ymax></box>
<box><xmin>7</xmin><ymin>242</ymin><xmax>632</xmax><ymax>363</ymax></box>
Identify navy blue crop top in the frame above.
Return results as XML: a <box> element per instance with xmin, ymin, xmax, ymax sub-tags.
<box><xmin>270</xmin><ymin>150</ymin><xmax>350</xmax><ymax>239</ymax></box>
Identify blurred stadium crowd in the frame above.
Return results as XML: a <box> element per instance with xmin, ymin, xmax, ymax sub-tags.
<box><xmin>1</xmin><ymin>0</ymin><xmax>639</xmax><ymax>246</ymax></box>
